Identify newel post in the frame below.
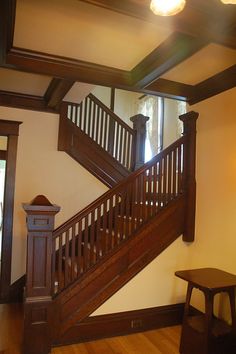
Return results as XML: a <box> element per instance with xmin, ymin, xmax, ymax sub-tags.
<box><xmin>23</xmin><ymin>195</ymin><xmax>60</xmax><ymax>354</ymax></box>
<box><xmin>130</xmin><ymin>114</ymin><xmax>149</xmax><ymax>170</ymax></box>
<box><xmin>179</xmin><ymin>111</ymin><xmax>199</xmax><ymax>242</ymax></box>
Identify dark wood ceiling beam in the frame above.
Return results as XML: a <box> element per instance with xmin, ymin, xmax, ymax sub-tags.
<box><xmin>0</xmin><ymin>90</ymin><xmax>57</xmax><ymax>113</ymax></box>
<box><xmin>0</xmin><ymin>0</ymin><xmax>16</xmax><ymax>64</ymax></box>
<box><xmin>131</xmin><ymin>32</ymin><xmax>208</xmax><ymax>88</ymax></box>
<box><xmin>189</xmin><ymin>65</ymin><xmax>236</xmax><ymax>105</ymax></box>
<box><xmin>7</xmin><ymin>47</ymin><xmax>132</xmax><ymax>88</ymax></box>
<box><xmin>44</xmin><ymin>78</ymin><xmax>75</xmax><ymax>109</ymax></box>
<box><xmin>143</xmin><ymin>79</ymin><xmax>195</xmax><ymax>101</ymax></box>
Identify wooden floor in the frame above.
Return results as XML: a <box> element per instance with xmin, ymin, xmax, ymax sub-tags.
<box><xmin>0</xmin><ymin>303</ymin><xmax>181</xmax><ymax>354</ymax></box>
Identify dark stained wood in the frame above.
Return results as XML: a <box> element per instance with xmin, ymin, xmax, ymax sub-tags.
<box><xmin>44</xmin><ymin>78</ymin><xmax>75</xmax><ymax>109</ymax></box>
<box><xmin>54</xmin><ymin>195</ymin><xmax>186</xmax><ymax>339</ymax></box>
<box><xmin>0</xmin><ymin>0</ymin><xmax>16</xmax><ymax>64</ymax></box>
<box><xmin>7</xmin><ymin>47</ymin><xmax>132</xmax><ymax>88</ymax></box>
<box><xmin>8</xmin><ymin>274</ymin><xmax>26</xmax><ymax>303</ymax></box>
<box><xmin>0</xmin><ymin>120</ymin><xmax>21</xmax><ymax>302</ymax></box>
<box><xmin>58</xmin><ymin>110</ymin><xmax>131</xmax><ymax>187</ymax></box>
<box><xmin>179</xmin><ymin>111</ymin><xmax>198</xmax><ymax>242</ymax></box>
<box><xmin>22</xmin><ymin>196</ymin><xmax>60</xmax><ymax>354</ymax></box>
<box><xmin>0</xmin><ymin>150</ymin><xmax>7</xmax><ymax>160</ymax></box>
<box><xmin>130</xmin><ymin>114</ymin><xmax>149</xmax><ymax>170</ymax></box>
<box><xmin>131</xmin><ymin>32</ymin><xmax>208</xmax><ymax>88</ymax></box>
<box><xmin>110</xmin><ymin>87</ymin><xmax>115</xmax><ymax>111</ymax></box>
<box><xmin>175</xmin><ymin>268</ymin><xmax>236</xmax><ymax>354</ymax></box>
<box><xmin>0</xmin><ymin>90</ymin><xmax>57</xmax><ymax>113</ymax></box>
<box><xmin>189</xmin><ymin>65</ymin><xmax>236</xmax><ymax>105</ymax></box>
<box><xmin>56</xmin><ymin>303</ymin><xmax>184</xmax><ymax>345</ymax></box>
<box><xmin>144</xmin><ymin>78</ymin><xmax>195</xmax><ymax>101</ymax></box>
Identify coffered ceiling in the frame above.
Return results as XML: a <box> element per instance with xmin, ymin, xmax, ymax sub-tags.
<box><xmin>0</xmin><ymin>0</ymin><xmax>235</xmax><ymax>113</ymax></box>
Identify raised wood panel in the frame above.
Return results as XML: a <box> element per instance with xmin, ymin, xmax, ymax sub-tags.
<box><xmin>54</xmin><ymin>196</ymin><xmax>185</xmax><ymax>338</ymax></box>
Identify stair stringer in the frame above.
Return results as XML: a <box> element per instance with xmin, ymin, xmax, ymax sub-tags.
<box><xmin>58</xmin><ymin>111</ymin><xmax>131</xmax><ymax>188</ymax></box>
<box><xmin>52</xmin><ymin>195</ymin><xmax>186</xmax><ymax>346</ymax></box>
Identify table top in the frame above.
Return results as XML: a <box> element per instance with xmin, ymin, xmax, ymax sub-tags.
<box><xmin>175</xmin><ymin>268</ymin><xmax>236</xmax><ymax>291</ymax></box>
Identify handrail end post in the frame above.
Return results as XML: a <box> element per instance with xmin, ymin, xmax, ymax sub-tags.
<box><xmin>130</xmin><ymin>114</ymin><xmax>149</xmax><ymax>170</ymax></box>
<box><xmin>22</xmin><ymin>195</ymin><xmax>60</xmax><ymax>354</ymax></box>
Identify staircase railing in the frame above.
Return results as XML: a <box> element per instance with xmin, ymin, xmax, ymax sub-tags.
<box><xmin>63</xmin><ymin>93</ymin><xmax>136</xmax><ymax>171</ymax></box>
<box><xmin>52</xmin><ymin>134</ymin><xmax>186</xmax><ymax>294</ymax></box>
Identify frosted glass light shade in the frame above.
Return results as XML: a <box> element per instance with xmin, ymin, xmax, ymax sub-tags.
<box><xmin>150</xmin><ymin>0</ymin><xmax>186</xmax><ymax>16</ymax></box>
<box><xmin>221</xmin><ymin>0</ymin><xmax>236</xmax><ymax>3</ymax></box>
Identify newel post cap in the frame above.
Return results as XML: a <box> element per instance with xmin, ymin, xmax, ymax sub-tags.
<box><xmin>130</xmin><ymin>114</ymin><xmax>149</xmax><ymax>127</ymax></box>
<box><xmin>179</xmin><ymin>111</ymin><xmax>199</xmax><ymax>123</ymax></box>
<box><xmin>22</xmin><ymin>194</ymin><xmax>60</xmax><ymax>215</ymax></box>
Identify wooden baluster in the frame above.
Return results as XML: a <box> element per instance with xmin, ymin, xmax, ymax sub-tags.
<box><xmin>90</xmin><ymin>210</ymin><xmax>95</xmax><ymax>265</ymax></box>
<box><xmin>127</xmin><ymin>133</ymin><xmax>131</xmax><ymax>170</ymax></box>
<box><xmin>158</xmin><ymin>159</ymin><xmax>163</xmax><ymax>209</ymax></box>
<box><xmin>173</xmin><ymin>147</ymin><xmax>177</xmax><ymax>197</ymax></box>
<box><xmin>83</xmin><ymin>97</ymin><xmax>88</xmax><ymax>134</ymax></box>
<box><xmin>108</xmin><ymin>197</ymin><xmax>113</xmax><ymax>250</ymax></box>
<box><xmin>96</xmin><ymin>205</ymin><xmax>101</xmax><ymax>260</ymax></box>
<box><xmin>168</xmin><ymin>152</ymin><xmax>173</xmax><ymax>202</ymax></box>
<box><xmin>123</xmin><ymin>130</ymin><xmax>128</xmax><ymax>168</ymax></box>
<box><xmin>87</xmin><ymin>97</ymin><xmax>92</xmax><ymax>138</ymax></box>
<box><xmin>64</xmin><ymin>229</ymin><xmax>70</xmax><ymax>286</ymax></box>
<box><xmin>22</xmin><ymin>195</ymin><xmax>60</xmax><ymax>354</ymax></box>
<box><xmin>104</xmin><ymin>112</ymin><xmax>109</xmax><ymax>151</ymax></box>
<box><xmin>95</xmin><ymin>106</ymin><xmax>100</xmax><ymax>144</ymax></box>
<box><xmin>179</xmin><ymin>111</ymin><xmax>199</xmax><ymax>242</ymax></box>
<box><xmin>74</xmin><ymin>105</ymin><xmax>78</xmax><ymax>126</ymax></box>
<box><xmin>71</xmin><ymin>224</ymin><xmax>76</xmax><ymax>281</ymax></box>
<box><xmin>79</xmin><ymin>100</ymin><xmax>84</xmax><ymax>131</ymax></box>
<box><xmin>136</xmin><ymin>175</ymin><xmax>141</xmax><ymax>227</ymax></box>
<box><xmin>114</xmin><ymin>123</ymin><xmax>120</xmax><ymax>161</ymax></box>
<box><xmin>83</xmin><ymin>216</ymin><xmax>89</xmax><ymax>270</ymax></box>
<box><xmin>102</xmin><ymin>201</ymin><xmax>108</xmax><ymax>254</ymax></box>
<box><xmin>92</xmin><ymin>102</ymin><xmax>96</xmax><ymax>142</ymax></box>
<box><xmin>58</xmin><ymin>233</ymin><xmax>63</xmax><ymax>291</ymax></box>
<box><xmin>100</xmin><ymin>110</ymin><xmax>104</xmax><ymax>147</ymax></box>
<box><xmin>130</xmin><ymin>114</ymin><xmax>149</xmax><ymax>170</ymax></box>
<box><xmin>119</xmin><ymin>126</ymin><xmax>124</xmax><ymax>164</ymax></box>
<box><xmin>163</xmin><ymin>155</ymin><xmax>168</xmax><ymax>206</ymax></box>
<box><xmin>113</xmin><ymin>194</ymin><xmax>120</xmax><ymax>246</ymax></box>
<box><xmin>77</xmin><ymin>220</ymin><xmax>82</xmax><ymax>275</ymax></box>
<box><xmin>153</xmin><ymin>163</ymin><xmax>157</xmax><ymax>214</ymax></box>
<box><xmin>108</xmin><ymin>116</ymin><xmax>115</xmax><ymax>155</ymax></box>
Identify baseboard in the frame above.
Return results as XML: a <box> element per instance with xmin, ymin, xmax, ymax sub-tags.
<box><xmin>56</xmin><ymin>303</ymin><xmax>185</xmax><ymax>345</ymax></box>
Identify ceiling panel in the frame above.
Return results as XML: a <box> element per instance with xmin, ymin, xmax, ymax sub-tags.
<box><xmin>162</xmin><ymin>44</ymin><xmax>236</xmax><ymax>85</ymax></box>
<box><xmin>14</xmin><ymin>0</ymin><xmax>172</xmax><ymax>70</ymax></box>
<box><xmin>0</xmin><ymin>68</ymin><xmax>51</xmax><ymax>96</ymax></box>
<box><xmin>63</xmin><ymin>82</ymin><xmax>95</xmax><ymax>103</ymax></box>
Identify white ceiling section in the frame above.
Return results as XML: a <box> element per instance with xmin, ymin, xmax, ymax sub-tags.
<box><xmin>0</xmin><ymin>68</ymin><xmax>52</xmax><ymax>96</ymax></box>
<box><xmin>162</xmin><ymin>44</ymin><xmax>236</xmax><ymax>85</ymax></box>
<box><xmin>63</xmin><ymin>82</ymin><xmax>95</xmax><ymax>103</ymax></box>
<box><xmin>14</xmin><ymin>0</ymin><xmax>172</xmax><ymax>70</ymax></box>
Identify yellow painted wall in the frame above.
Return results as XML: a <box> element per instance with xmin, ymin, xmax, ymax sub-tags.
<box><xmin>0</xmin><ymin>87</ymin><xmax>235</xmax><ymax>321</ymax></box>
<box><xmin>0</xmin><ymin>107</ymin><xmax>108</xmax><ymax>283</ymax></box>
<box><xmin>93</xmin><ymin>88</ymin><xmax>236</xmax><ymax>317</ymax></box>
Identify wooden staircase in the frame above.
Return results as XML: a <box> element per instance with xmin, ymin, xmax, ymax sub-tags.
<box><xmin>22</xmin><ymin>111</ymin><xmax>198</xmax><ymax>354</ymax></box>
<box><xmin>58</xmin><ymin>94</ymin><xmax>137</xmax><ymax>187</ymax></box>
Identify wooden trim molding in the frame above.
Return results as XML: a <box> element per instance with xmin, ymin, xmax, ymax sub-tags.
<box><xmin>44</xmin><ymin>78</ymin><xmax>75</xmax><ymax>109</ymax></box>
<box><xmin>0</xmin><ymin>119</ymin><xmax>22</xmax><ymax>302</ymax></box>
<box><xmin>0</xmin><ymin>90</ymin><xmax>57</xmax><ymax>113</ymax></box>
<box><xmin>0</xmin><ymin>0</ymin><xmax>16</xmax><ymax>64</ymax></box>
<box><xmin>131</xmin><ymin>33</ymin><xmax>208</xmax><ymax>88</ymax></box>
<box><xmin>189</xmin><ymin>65</ymin><xmax>236</xmax><ymax>105</ymax></box>
<box><xmin>56</xmin><ymin>303</ymin><xmax>185</xmax><ymax>345</ymax></box>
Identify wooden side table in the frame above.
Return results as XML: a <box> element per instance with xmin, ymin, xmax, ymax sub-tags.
<box><xmin>175</xmin><ymin>268</ymin><xmax>236</xmax><ymax>354</ymax></box>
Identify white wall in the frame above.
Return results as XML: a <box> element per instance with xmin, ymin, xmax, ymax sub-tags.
<box><xmin>0</xmin><ymin>107</ymin><xmax>108</xmax><ymax>283</ymax></box>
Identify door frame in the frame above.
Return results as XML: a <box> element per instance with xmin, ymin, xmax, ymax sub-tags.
<box><xmin>0</xmin><ymin>119</ymin><xmax>21</xmax><ymax>302</ymax></box>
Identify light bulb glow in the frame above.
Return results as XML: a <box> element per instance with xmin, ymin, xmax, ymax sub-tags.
<box><xmin>150</xmin><ymin>0</ymin><xmax>186</xmax><ymax>16</ymax></box>
<box><xmin>221</xmin><ymin>0</ymin><xmax>236</xmax><ymax>3</ymax></box>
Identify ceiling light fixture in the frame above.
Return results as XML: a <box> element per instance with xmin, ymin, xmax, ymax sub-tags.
<box><xmin>150</xmin><ymin>0</ymin><xmax>186</xmax><ymax>16</ymax></box>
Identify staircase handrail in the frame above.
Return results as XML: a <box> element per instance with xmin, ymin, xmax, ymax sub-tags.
<box><xmin>53</xmin><ymin>135</ymin><xmax>186</xmax><ymax>238</ymax></box>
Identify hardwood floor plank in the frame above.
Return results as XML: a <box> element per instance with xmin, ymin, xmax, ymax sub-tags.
<box><xmin>0</xmin><ymin>303</ymin><xmax>181</xmax><ymax>354</ymax></box>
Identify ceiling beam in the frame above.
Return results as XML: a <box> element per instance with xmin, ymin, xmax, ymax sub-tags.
<box><xmin>189</xmin><ymin>65</ymin><xmax>236</xmax><ymax>105</ymax></box>
<box><xmin>143</xmin><ymin>79</ymin><xmax>195</xmax><ymax>101</ymax></box>
<box><xmin>44</xmin><ymin>78</ymin><xmax>75</xmax><ymax>109</ymax></box>
<box><xmin>131</xmin><ymin>32</ymin><xmax>207</xmax><ymax>88</ymax></box>
<box><xmin>0</xmin><ymin>0</ymin><xmax>16</xmax><ymax>65</ymax></box>
<box><xmin>0</xmin><ymin>90</ymin><xmax>57</xmax><ymax>113</ymax></box>
<box><xmin>7</xmin><ymin>47</ymin><xmax>133</xmax><ymax>88</ymax></box>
